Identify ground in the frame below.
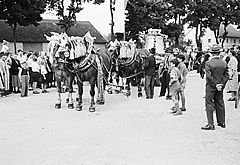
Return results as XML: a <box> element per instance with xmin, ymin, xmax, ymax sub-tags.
<box><xmin>0</xmin><ymin>71</ymin><xmax>240</xmax><ymax>165</ymax></box>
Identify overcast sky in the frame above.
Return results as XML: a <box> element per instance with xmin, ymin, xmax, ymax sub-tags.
<box><xmin>42</xmin><ymin>1</ymin><xmax>115</xmax><ymax>36</ymax></box>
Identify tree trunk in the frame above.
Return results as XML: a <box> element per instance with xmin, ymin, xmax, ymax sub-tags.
<box><xmin>110</xmin><ymin>0</ymin><xmax>115</xmax><ymax>41</ymax></box>
<box><xmin>221</xmin><ymin>24</ymin><xmax>229</xmax><ymax>48</ymax></box>
<box><xmin>196</xmin><ymin>23</ymin><xmax>203</xmax><ymax>52</ymax></box>
<box><xmin>10</xmin><ymin>23</ymin><xmax>17</xmax><ymax>54</ymax></box>
<box><xmin>195</xmin><ymin>24</ymin><xmax>200</xmax><ymax>51</ymax></box>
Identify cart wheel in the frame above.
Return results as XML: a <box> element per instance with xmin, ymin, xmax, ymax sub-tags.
<box><xmin>235</xmin><ymin>83</ymin><xmax>240</xmax><ymax>108</ymax></box>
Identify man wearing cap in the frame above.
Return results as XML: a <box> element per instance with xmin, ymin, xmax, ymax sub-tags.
<box><xmin>1</xmin><ymin>40</ymin><xmax>10</xmax><ymax>53</ymax></box>
<box><xmin>201</xmin><ymin>44</ymin><xmax>229</xmax><ymax>130</ymax></box>
<box><xmin>144</xmin><ymin>47</ymin><xmax>156</xmax><ymax>99</ymax></box>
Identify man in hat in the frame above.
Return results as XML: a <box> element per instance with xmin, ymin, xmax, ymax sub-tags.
<box><xmin>201</xmin><ymin>44</ymin><xmax>229</xmax><ymax>130</ymax></box>
<box><xmin>144</xmin><ymin>47</ymin><xmax>156</xmax><ymax>99</ymax></box>
<box><xmin>1</xmin><ymin>40</ymin><xmax>10</xmax><ymax>53</ymax></box>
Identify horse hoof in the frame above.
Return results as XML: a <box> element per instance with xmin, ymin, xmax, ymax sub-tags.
<box><xmin>66</xmin><ymin>98</ymin><xmax>69</xmax><ymax>103</ymax></box>
<box><xmin>89</xmin><ymin>107</ymin><xmax>95</xmax><ymax>112</ymax></box>
<box><xmin>68</xmin><ymin>103</ymin><xmax>74</xmax><ymax>109</ymax></box>
<box><xmin>138</xmin><ymin>93</ymin><xmax>143</xmax><ymax>97</ymax></box>
<box><xmin>55</xmin><ymin>103</ymin><xmax>61</xmax><ymax>109</ymax></box>
<box><xmin>76</xmin><ymin>98</ymin><xmax>79</xmax><ymax>102</ymax></box>
<box><xmin>76</xmin><ymin>105</ymin><xmax>82</xmax><ymax>111</ymax></box>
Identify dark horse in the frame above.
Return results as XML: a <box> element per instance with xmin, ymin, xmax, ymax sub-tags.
<box><xmin>108</xmin><ymin>40</ymin><xmax>145</xmax><ymax>97</ymax></box>
<box><xmin>58</xmin><ymin>32</ymin><xmax>112</xmax><ymax>112</ymax></box>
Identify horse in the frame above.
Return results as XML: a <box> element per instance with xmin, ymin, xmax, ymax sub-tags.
<box><xmin>108</xmin><ymin>39</ymin><xmax>145</xmax><ymax>97</ymax></box>
<box><xmin>45</xmin><ymin>32</ymin><xmax>77</xmax><ymax>109</ymax></box>
<box><xmin>58</xmin><ymin>32</ymin><xmax>112</xmax><ymax>112</ymax></box>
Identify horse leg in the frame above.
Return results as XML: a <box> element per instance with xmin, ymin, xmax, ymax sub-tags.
<box><xmin>76</xmin><ymin>81</ymin><xmax>83</xmax><ymax>111</ymax></box>
<box><xmin>55</xmin><ymin>80</ymin><xmax>62</xmax><ymax>109</ymax></box>
<box><xmin>89</xmin><ymin>83</ymin><xmax>96</xmax><ymax>112</ymax></box>
<box><xmin>67</xmin><ymin>76</ymin><xmax>74</xmax><ymax>109</ymax></box>
<box><xmin>137</xmin><ymin>76</ymin><xmax>143</xmax><ymax>97</ymax></box>
<box><xmin>125</xmin><ymin>78</ymin><xmax>131</xmax><ymax>97</ymax></box>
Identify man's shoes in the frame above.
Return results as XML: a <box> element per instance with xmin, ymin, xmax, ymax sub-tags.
<box><xmin>33</xmin><ymin>91</ymin><xmax>40</xmax><ymax>94</ymax></box>
<box><xmin>172</xmin><ymin>111</ymin><xmax>182</xmax><ymax>116</ymax></box>
<box><xmin>170</xmin><ymin>110</ymin><xmax>177</xmax><ymax>114</ymax></box>
<box><xmin>201</xmin><ymin>125</ymin><xmax>215</xmax><ymax>130</ymax></box>
<box><xmin>42</xmin><ymin>90</ymin><xmax>49</xmax><ymax>93</ymax></box>
<box><xmin>180</xmin><ymin>108</ymin><xmax>186</xmax><ymax>111</ymax></box>
<box><xmin>217</xmin><ymin>123</ymin><xmax>226</xmax><ymax>128</ymax></box>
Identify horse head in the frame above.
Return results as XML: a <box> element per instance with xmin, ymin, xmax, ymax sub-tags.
<box><xmin>83</xmin><ymin>31</ymin><xmax>96</xmax><ymax>54</ymax></box>
<box><xmin>45</xmin><ymin>32</ymin><xmax>62</xmax><ymax>64</ymax></box>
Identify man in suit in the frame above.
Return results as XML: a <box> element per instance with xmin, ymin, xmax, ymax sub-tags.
<box><xmin>201</xmin><ymin>44</ymin><xmax>229</xmax><ymax>130</ymax></box>
<box><xmin>144</xmin><ymin>47</ymin><xmax>156</xmax><ymax>99</ymax></box>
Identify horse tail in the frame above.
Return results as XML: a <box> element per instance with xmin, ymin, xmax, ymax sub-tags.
<box><xmin>96</xmin><ymin>55</ymin><xmax>104</xmax><ymax>102</ymax></box>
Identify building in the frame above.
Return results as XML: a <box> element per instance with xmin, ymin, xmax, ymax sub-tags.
<box><xmin>0</xmin><ymin>19</ymin><xmax>107</xmax><ymax>53</ymax></box>
<box><xmin>184</xmin><ymin>24</ymin><xmax>240</xmax><ymax>51</ymax></box>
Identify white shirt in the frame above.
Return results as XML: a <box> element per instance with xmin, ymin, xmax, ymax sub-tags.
<box><xmin>31</xmin><ymin>61</ymin><xmax>40</xmax><ymax>72</ymax></box>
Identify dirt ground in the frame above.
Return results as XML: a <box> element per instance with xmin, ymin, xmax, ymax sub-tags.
<box><xmin>0</xmin><ymin>71</ymin><xmax>240</xmax><ymax>165</ymax></box>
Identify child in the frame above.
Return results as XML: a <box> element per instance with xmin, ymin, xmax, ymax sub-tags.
<box><xmin>19</xmin><ymin>61</ymin><xmax>29</xmax><ymax>97</ymax></box>
<box><xmin>169</xmin><ymin>59</ymin><xmax>182</xmax><ymax>116</ymax></box>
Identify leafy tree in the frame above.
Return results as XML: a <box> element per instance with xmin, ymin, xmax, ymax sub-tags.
<box><xmin>184</xmin><ymin>0</ymin><xmax>210</xmax><ymax>51</ymax></box>
<box><xmin>125</xmin><ymin>0</ymin><xmax>169</xmax><ymax>42</ymax></box>
<box><xmin>161</xmin><ymin>0</ymin><xmax>190</xmax><ymax>47</ymax></box>
<box><xmin>47</xmin><ymin>0</ymin><xmax>104</xmax><ymax>34</ymax></box>
<box><xmin>0</xmin><ymin>0</ymin><xmax>47</xmax><ymax>53</ymax></box>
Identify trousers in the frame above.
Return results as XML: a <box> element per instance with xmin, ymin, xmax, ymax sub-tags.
<box><xmin>205</xmin><ymin>90</ymin><xmax>225</xmax><ymax>125</ymax></box>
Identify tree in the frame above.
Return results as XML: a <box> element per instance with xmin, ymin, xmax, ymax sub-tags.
<box><xmin>161</xmin><ymin>0</ymin><xmax>190</xmax><ymax>47</ymax></box>
<box><xmin>0</xmin><ymin>0</ymin><xmax>47</xmax><ymax>53</ymax></box>
<box><xmin>110</xmin><ymin>0</ymin><xmax>116</xmax><ymax>41</ymax></box>
<box><xmin>47</xmin><ymin>0</ymin><xmax>104</xmax><ymax>34</ymax></box>
<box><xmin>125</xmin><ymin>0</ymin><xmax>169</xmax><ymax>42</ymax></box>
<box><xmin>184</xmin><ymin>0</ymin><xmax>210</xmax><ymax>51</ymax></box>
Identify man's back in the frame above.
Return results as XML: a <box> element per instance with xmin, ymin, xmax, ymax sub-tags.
<box><xmin>205</xmin><ymin>57</ymin><xmax>229</xmax><ymax>91</ymax></box>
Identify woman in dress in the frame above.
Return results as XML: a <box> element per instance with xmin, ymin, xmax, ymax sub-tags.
<box><xmin>226</xmin><ymin>48</ymin><xmax>238</xmax><ymax>101</ymax></box>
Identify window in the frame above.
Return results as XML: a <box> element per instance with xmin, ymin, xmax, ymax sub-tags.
<box><xmin>226</xmin><ymin>39</ymin><xmax>228</xmax><ymax>43</ymax></box>
<box><xmin>234</xmin><ymin>39</ymin><xmax>236</xmax><ymax>43</ymax></box>
<box><xmin>208</xmin><ymin>39</ymin><xmax>211</xmax><ymax>43</ymax></box>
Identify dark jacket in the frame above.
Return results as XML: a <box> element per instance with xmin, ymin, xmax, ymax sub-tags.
<box><xmin>144</xmin><ymin>54</ymin><xmax>156</xmax><ymax>76</ymax></box>
<box><xmin>11</xmin><ymin>58</ymin><xmax>20</xmax><ymax>75</ymax></box>
<box><xmin>205</xmin><ymin>56</ymin><xmax>229</xmax><ymax>91</ymax></box>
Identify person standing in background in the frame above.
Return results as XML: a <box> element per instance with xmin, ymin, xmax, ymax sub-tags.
<box><xmin>1</xmin><ymin>40</ymin><xmax>10</xmax><ymax>53</ymax></box>
<box><xmin>226</xmin><ymin>48</ymin><xmax>238</xmax><ymax>101</ymax></box>
<box><xmin>10</xmin><ymin>54</ymin><xmax>21</xmax><ymax>93</ymax></box>
<box><xmin>19</xmin><ymin>61</ymin><xmax>29</xmax><ymax>97</ymax></box>
<box><xmin>176</xmin><ymin>54</ymin><xmax>188</xmax><ymax>112</ymax></box>
<box><xmin>31</xmin><ymin>57</ymin><xmax>41</xmax><ymax>94</ymax></box>
<box><xmin>169</xmin><ymin>59</ymin><xmax>182</xmax><ymax>116</ymax></box>
<box><xmin>144</xmin><ymin>48</ymin><xmax>156</xmax><ymax>99</ymax></box>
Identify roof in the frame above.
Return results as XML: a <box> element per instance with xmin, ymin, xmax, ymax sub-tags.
<box><xmin>219</xmin><ymin>24</ymin><xmax>240</xmax><ymax>38</ymax></box>
<box><xmin>0</xmin><ymin>19</ymin><xmax>107</xmax><ymax>44</ymax></box>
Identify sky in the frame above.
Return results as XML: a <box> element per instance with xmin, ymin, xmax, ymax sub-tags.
<box><xmin>42</xmin><ymin>1</ymin><xmax>124</xmax><ymax>37</ymax></box>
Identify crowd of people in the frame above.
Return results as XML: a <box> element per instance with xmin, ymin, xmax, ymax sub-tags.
<box><xmin>0</xmin><ymin>40</ymin><xmax>54</xmax><ymax>98</ymax></box>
